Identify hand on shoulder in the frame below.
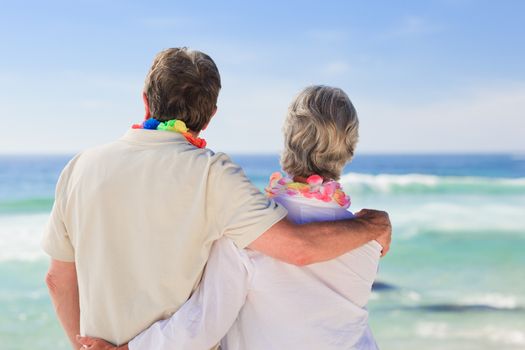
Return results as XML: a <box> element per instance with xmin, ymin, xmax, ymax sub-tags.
<box><xmin>354</xmin><ymin>209</ymin><xmax>392</xmax><ymax>257</ymax></box>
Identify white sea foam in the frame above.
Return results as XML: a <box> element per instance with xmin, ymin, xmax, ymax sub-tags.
<box><xmin>416</xmin><ymin>322</ymin><xmax>525</xmax><ymax>345</ymax></box>
<box><xmin>0</xmin><ymin>214</ymin><xmax>49</xmax><ymax>262</ymax></box>
<box><xmin>406</xmin><ymin>291</ymin><xmax>422</xmax><ymax>302</ymax></box>
<box><xmin>340</xmin><ymin>172</ymin><xmax>525</xmax><ymax>194</ymax></box>
<box><xmin>389</xmin><ymin>201</ymin><xmax>525</xmax><ymax>238</ymax></box>
<box><xmin>338</xmin><ymin>173</ymin><xmax>525</xmax><ymax>238</ymax></box>
<box><xmin>342</xmin><ymin>173</ymin><xmax>440</xmax><ymax>191</ymax></box>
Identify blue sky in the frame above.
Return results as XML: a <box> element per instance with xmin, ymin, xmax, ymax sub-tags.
<box><xmin>0</xmin><ymin>0</ymin><xmax>524</xmax><ymax>154</ymax></box>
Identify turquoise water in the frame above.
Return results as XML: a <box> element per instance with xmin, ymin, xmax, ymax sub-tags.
<box><xmin>1</xmin><ymin>154</ymin><xmax>524</xmax><ymax>349</ymax></box>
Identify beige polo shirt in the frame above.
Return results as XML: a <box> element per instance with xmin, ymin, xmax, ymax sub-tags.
<box><xmin>41</xmin><ymin>129</ymin><xmax>287</xmax><ymax>345</ymax></box>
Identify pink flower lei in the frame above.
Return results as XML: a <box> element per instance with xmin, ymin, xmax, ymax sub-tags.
<box><xmin>265</xmin><ymin>172</ymin><xmax>351</xmax><ymax>208</ymax></box>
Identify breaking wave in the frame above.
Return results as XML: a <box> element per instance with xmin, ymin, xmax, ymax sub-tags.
<box><xmin>341</xmin><ymin>173</ymin><xmax>525</xmax><ymax>195</ymax></box>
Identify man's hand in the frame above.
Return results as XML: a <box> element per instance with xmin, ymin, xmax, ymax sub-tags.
<box><xmin>354</xmin><ymin>209</ymin><xmax>392</xmax><ymax>257</ymax></box>
<box><xmin>76</xmin><ymin>336</ymin><xmax>128</xmax><ymax>350</ymax></box>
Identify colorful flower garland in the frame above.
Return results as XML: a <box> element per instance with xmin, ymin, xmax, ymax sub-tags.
<box><xmin>265</xmin><ymin>172</ymin><xmax>350</xmax><ymax>208</ymax></box>
<box><xmin>132</xmin><ymin>118</ymin><xmax>207</xmax><ymax>149</ymax></box>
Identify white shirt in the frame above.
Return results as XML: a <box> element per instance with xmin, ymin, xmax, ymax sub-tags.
<box><xmin>41</xmin><ymin>129</ymin><xmax>287</xmax><ymax>345</ymax></box>
<box><xmin>130</xmin><ymin>193</ymin><xmax>382</xmax><ymax>350</ymax></box>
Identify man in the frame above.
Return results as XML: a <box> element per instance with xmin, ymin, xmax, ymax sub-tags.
<box><xmin>43</xmin><ymin>47</ymin><xmax>391</xmax><ymax>349</ymax></box>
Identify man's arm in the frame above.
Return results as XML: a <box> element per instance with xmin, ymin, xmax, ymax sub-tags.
<box><xmin>249</xmin><ymin>208</ymin><xmax>391</xmax><ymax>266</ymax></box>
<box><xmin>208</xmin><ymin>155</ymin><xmax>391</xmax><ymax>266</ymax></box>
<box><xmin>45</xmin><ymin>259</ymin><xmax>80</xmax><ymax>349</ymax></box>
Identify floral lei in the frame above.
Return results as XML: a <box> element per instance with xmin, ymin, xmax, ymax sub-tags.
<box><xmin>265</xmin><ymin>172</ymin><xmax>350</xmax><ymax>208</ymax></box>
<box><xmin>132</xmin><ymin>118</ymin><xmax>207</xmax><ymax>149</ymax></box>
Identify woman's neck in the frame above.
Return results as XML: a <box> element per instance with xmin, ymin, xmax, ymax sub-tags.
<box><xmin>293</xmin><ymin>175</ymin><xmax>326</xmax><ymax>183</ymax></box>
<box><xmin>292</xmin><ymin>176</ymin><xmax>308</xmax><ymax>183</ymax></box>
<box><xmin>292</xmin><ymin>175</ymin><xmax>341</xmax><ymax>184</ymax></box>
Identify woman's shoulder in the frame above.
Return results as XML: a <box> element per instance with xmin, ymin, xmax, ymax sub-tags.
<box><xmin>274</xmin><ymin>194</ymin><xmax>354</xmax><ymax>224</ymax></box>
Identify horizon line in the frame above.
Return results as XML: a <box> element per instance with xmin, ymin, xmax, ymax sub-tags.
<box><xmin>0</xmin><ymin>151</ymin><xmax>523</xmax><ymax>157</ymax></box>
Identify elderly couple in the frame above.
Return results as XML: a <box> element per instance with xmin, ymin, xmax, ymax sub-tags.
<box><xmin>43</xmin><ymin>47</ymin><xmax>392</xmax><ymax>350</ymax></box>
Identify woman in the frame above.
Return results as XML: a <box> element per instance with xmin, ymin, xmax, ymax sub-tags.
<box><xmin>79</xmin><ymin>85</ymin><xmax>382</xmax><ymax>350</ymax></box>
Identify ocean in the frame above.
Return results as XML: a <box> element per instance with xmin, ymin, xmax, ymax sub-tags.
<box><xmin>1</xmin><ymin>153</ymin><xmax>524</xmax><ymax>350</ymax></box>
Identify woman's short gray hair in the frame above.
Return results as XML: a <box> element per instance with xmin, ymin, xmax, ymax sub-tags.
<box><xmin>281</xmin><ymin>85</ymin><xmax>359</xmax><ymax>180</ymax></box>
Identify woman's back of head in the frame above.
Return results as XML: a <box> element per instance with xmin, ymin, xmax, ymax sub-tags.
<box><xmin>281</xmin><ymin>85</ymin><xmax>359</xmax><ymax>181</ymax></box>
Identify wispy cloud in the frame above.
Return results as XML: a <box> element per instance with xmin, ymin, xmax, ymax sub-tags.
<box><xmin>357</xmin><ymin>82</ymin><xmax>525</xmax><ymax>152</ymax></box>
<box><xmin>384</xmin><ymin>16</ymin><xmax>443</xmax><ymax>38</ymax></box>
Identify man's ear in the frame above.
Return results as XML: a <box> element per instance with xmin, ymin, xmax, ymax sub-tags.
<box><xmin>142</xmin><ymin>93</ymin><xmax>151</xmax><ymax>119</ymax></box>
<box><xmin>202</xmin><ymin>107</ymin><xmax>217</xmax><ymax>131</ymax></box>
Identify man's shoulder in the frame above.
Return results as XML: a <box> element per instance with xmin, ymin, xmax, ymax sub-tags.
<box><xmin>54</xmin><ymin>142</ymin><xmax>118</xmax><ymax>188</ymax></box>
<box><xmin>207</xmin><ymin>150</ymin><xmax>231</xmax><ymax>164</ymax></box>
<box><xmin>69</xmin><ymin>139</ymin><xmax>242</xmax><ymax>183</ymax></box>
<box><xmin>206</xmin><ymin>151</ymin><xmax>245</xmax><ymax>176</ymax></box>
<box><xmin>71</xmin><ymin>139</ymin><xmax>122</xmax><ymax>162</ymax></box>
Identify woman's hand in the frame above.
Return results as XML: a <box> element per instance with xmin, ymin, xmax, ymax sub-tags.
<box><xmin>76</xmin><ymin>335</ymin><xmax>128</xmax><ymax>350</ymax></box>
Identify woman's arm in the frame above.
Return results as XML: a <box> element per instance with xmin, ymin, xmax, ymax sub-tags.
<box><xmin>78</xmin><ymin>238</ymin><xmax>250</xmax><ymax>350</ymax></box>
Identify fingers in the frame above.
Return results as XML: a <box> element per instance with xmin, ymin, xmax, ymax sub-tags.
<box><xmin>355</xmin><ymin>209</ymin><xmax>392</xmax><ymax>235</ymax></box>
<box><xmin>77</xmin><ymin>335</ymin><xmax>111</xmax><ymax>349</ymax></box>
<box><xmin>377</xmin><ymin>242</ymin><xmax>388</xmax><ymax>257</ymax></box>
<box><xmin>381</xmin><ymin>245</ymin><xmax>390</xmax><ymax>257</ymax></box>
<box><xmin>355</xmin><ymin>208</ymin><xmax>389</xmax><ymax>220</ymax></box>
<box><xmin>380</xmin><ymin>233</ymin><xmax>391</xmax><ymax>257</ymax></box>
<box><xmin>76</xmin><ymin>336</ymin><xmax>117</xmax><ymax>350</ymax></box>
<box><xmin>354</xmin><ymin>210</ymin><xmax>364</xmax><ymax>217</ymax></box>
<box><xmin>354</xmin><ymin>208</ymin><xmax>372</xmax><ymax>217</ymax></box>
<box><xmin>77</xmin><ymin>335</ymin><xmax>96</xmax><ymax>347</ymax></box>
<box><xmin>357</xmin><ymin>209</ymin><xmax>393</xmax><ymax>256</ymax></box>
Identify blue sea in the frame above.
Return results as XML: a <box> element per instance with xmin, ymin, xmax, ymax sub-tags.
<box><xmin>1</xmin><ymin>154</ymin><xmax>525</xmax><ymax>350</ymax></box>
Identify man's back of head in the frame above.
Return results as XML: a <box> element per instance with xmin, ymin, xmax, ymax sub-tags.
<box><xmin>144</xmin><ymin>47</ymin><xmax>221</xmax><ymax>132</ymax></box>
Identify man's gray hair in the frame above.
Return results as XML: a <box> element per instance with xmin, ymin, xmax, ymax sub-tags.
<box><xmin>281</xmin><ymin>85</ymin><xmax>359</xmax><ymax>180</ymax></box>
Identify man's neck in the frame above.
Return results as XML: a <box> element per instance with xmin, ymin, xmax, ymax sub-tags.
<box><xmin>144</xmin><ymin>116</ymin><xmax>201</xmax><ymax>137</ymax></box>
<box><xmin>188</xmin><ymin>130</ymin><xmax>200</xmax><ymax>138</ymax></box>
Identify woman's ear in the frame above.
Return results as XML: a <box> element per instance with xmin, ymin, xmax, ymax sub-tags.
<box><xmin>202</xmin><ymin>107</ymin><xmax>217</xmax><ymax>131</ymax></box>
<box><xmin>143</xmin><ymin>93</ymin><xmax>151</xmax><ymax>119</ymax></box>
